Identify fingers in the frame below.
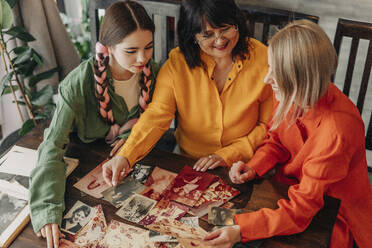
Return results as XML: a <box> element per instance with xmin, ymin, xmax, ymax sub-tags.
<box><xmin>193</xmin><ymin>157</ymin><xmax>207</xmax><ymax>171</ymax></box>
<box><xmin>199</xmin><ymin>157</ymin><xmax>217</xmax><ymax>172</ymax></box>
<box><xmin>111</xmin><ymin>164</ymin><xmax>121</xmax><ymax>186</ymax></box>
<box><xmin>239</xmin><ymin>168</ymin><xmax>256</xmax><ymax>182</ymax></box>
<box><xmin>204</xmin><ymin>229</ymin><xmax>222</xmax><ymax>241</ymax></box>
<box><xmin>41</xmin><ymin>226</ymin><xmax>46</xmax><ymax>238</ymax></box>
<box><xmin>45</xmin><ymin>224</ymin><xmax>53</xmax><ymax>248</ymax></box>
<box><xmin>209</xmin><ymin>160</ymin><xmax>221</xmax><ymax>170</ymax></box>
<box><xmin>52</xmin><ymin>224</ymin><xmax>60</xmax><ymax>248</ymax></box>
<box><xmin>102</xmin><ymin>162</ymin><xmax>113</xmax><ymax>186</ymax></box>
<box><xmin>110</xmin><ymin>139</ymin><xmax>125</xmax><ymax>157</ymax></box>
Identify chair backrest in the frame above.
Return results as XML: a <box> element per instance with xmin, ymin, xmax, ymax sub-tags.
<box><xmin>89</xmin><ymin>0</ymin><xmax>180</xmax><ymax>64</ymax></box>
<box><xmin>239</xmin><ymin>4</ymin><xmax>319</xmax><ymax>45</ymax></box>
<box><xmin>332</xmin><ymin>18</ymin><xmax>372</xmax><ymax>150</ymax></box>
<box><xmin>137</xmin><ymin>0</ymin><xmax>180</xmax><ymax>64</ymax></box>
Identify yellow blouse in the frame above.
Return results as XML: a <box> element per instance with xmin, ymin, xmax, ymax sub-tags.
<box><xmin>118</xmin><ymin>38</ymin><xmax>272</xmax><ymax>166</ymax></box>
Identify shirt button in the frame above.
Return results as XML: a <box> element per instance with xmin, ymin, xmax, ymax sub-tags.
<box><xmin>228</xmin><ymin>78</ymin><xmax>231</xmax><ymax>80</ymax></box>
<box><xmin>238</xmin><ymin>65</ymin><xmax>241</xmax><ymax>68</ymax></box>
<box><xmin>211</xmin><ymin>77</ymin><xmax>214</xmax><ymax>80</ymax></box>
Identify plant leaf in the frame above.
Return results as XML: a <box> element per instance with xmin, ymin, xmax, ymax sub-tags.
<box><xmin>30</xmin><ymin>84</ymin><xmax>53</xmax><ymax>106</ymax></box>
<box><xmin>0</xmin><ymin>71</ymin><xmax>13</xmax><ymax>95</ymax></box>
<box><xmin>18</xmin><ymin>119</ymin><xmax>35</xmax><ymax>136</ymax></box>
<box><xmin>11</xmin><ymin>46</ymin><xmax>29</xmax><ymax>55</ymax></box>
<box><xmin>32</xmin><ymin>50</ymin><xmax>43</xmax><ymax>66</ymax></box>
<box><xmin>4</xmin><ymin>26</ymin><xmax>35</xmax><ymax>42</ymax></box>
<box><xmin>6</xmin><ymin>0</ymin><xmax>19</xmax><ymax>8</ymax></box>
<box><xmin>0</xmin><ymin>0</ymin><xmax>14</xmax><ymax>29</ymax></box>
<box><xmin>28</xmin><ymin>67</ymin><xmax>59</xmax><ymax>87</ymax></box>
<box><xmin>13</xmin><ymin>47</ymin><xmax>32</xmax><ymax>64</ymax></box>
<box><xmin>2</xmin><ymin>85</ymin><xmax>18</xmax><ymax>94</ymax></box>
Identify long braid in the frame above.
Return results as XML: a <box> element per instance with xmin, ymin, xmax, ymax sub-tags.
<box><xmin>94</xmin><ymin>42</ymin><xmax>114</xmax><ymax>124</ymax></box>
<box><xmin>138</xmin><ymin>63</ymin><xmax>152</xmax><ymax>113</ymax></box>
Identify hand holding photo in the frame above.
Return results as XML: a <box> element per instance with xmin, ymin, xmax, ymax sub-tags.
<box><xmin>73</xmin><ymin>159</ymin><xmax>110</xmax><ymax>198</ymax></box>
<box><xmin>102</xmin><ymin>176</ymin><xmax>146</xmax><ymax>208</ymax></box>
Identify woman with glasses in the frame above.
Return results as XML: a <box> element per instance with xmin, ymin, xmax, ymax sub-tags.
<box><xmin>102</xmin><ymin>0</ymin><xmax>272</xmax><ymax>186</ymax></box>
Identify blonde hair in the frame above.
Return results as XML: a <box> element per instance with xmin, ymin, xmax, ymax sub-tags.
<box><xmin>268</xmin><ymin>19</ymin><xmax>337</xmax><ymax>129</ymax></box>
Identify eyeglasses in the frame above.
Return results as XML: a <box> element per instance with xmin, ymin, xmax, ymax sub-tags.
<box><xmin>196</xmin><ymin>25</ymin><xmax>238</xmax><ymax>44</ymax></box>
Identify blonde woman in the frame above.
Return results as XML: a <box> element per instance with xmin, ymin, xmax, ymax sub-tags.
<box><xmin>204</xmin><ymin>20</ymin><xmax>372</xmax><ymax>248</ymax></box>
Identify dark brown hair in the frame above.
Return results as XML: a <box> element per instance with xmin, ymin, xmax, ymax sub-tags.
<box><xmin>94</xmin><ymin>1</ymin><xmax>155</xmax><ymax>124</ymax></box>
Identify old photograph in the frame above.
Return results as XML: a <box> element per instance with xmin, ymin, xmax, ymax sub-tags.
<box><xmin>0</xmin><ymin>190</ymin><xmax>27</xmax><ymax>234</ymax></box>
<box><xmin>141</xmin><ymin>167</ymin><xmax>177</xmax><ymax>201</ymax></box>
<box><xmin>208</xmin><ymin>207</ymin><xmax>242</xmax><ymax>226</ymax></box>
<box><xmin>169</xmin><ymin>166</ymin><xmax>216</xmax><ymax>207</ymax></box>
<box><xmin>102</xmin><ymin>177</ymin><xmax>146</xmax><ymax>208</ymax></box>
<box><xmin>73</xmin><ymin>160</ymin><xmax>111</xmax><ymax>198</ymax></box>
<box><xmin>116</xmin><ymin>193</ymin><xmax>156</xmax><ymax>223</ymax></box>
<box><xmin>130</xmin><ymin>163</ymin><xmax>152</xmax><ymax>184</ymax></box>
<box><xmin>60</xmin><ymin>201</ymin><xmax>95</xmax><ymax>235</ymax></box>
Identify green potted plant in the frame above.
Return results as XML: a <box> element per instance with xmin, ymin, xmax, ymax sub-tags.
<box><xmin>0</xmin><ymin>0</ymin><xmax>58</xmax><ymax>136</ymax></box>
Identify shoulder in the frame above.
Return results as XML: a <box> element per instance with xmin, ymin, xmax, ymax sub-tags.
<box><xmin>59</xmin><ymin>57</ymin><xmax>94</xmax><ymax>94</ymax></box>
<box><xmin>316</xmin><ymin>85</ymin><xmax>365</xmax><ymax>147</ymax></box>
<box><xmin>245</xmin><ymin>38</ymin><xmax>268</xmax><ymax>66</ymax></box>
<box><xmin>58</xmin><ymin>57</ymin><xmax>95</xmax><ymax>104</ymax></box>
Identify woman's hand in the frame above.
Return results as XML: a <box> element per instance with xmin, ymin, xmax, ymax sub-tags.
<box><xmin>229</xmin><ymin>161</ymin><xmax>256</xmax><ymax>184</ymax></box>
<box><xmin>109</xmin><ymin>138</ymin><xmax>126</xmax><ymax>157</ymax></box>
<box><xmin>193</xmin><ymin>154</ymin><xmax>227</xmax><ymax>172</ymax></box>
<box><xmin>102</xmin><ymin>155</ymin><xmax>131</xmax><ymax>186</ymax></box>
<box><xmin>36</xmin><ymin>223</ymin><xmax>65</xmax><ymax>248</ymax></box>
<box><xmin>203</xmin><ymin>225</ymin><xmax>241</xmax><ymax>248</ymax></box>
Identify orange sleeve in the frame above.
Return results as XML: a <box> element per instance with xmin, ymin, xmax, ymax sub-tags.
<box><xmin>235</xmin><ymin>130</ymin><xmax>352</xmax><ymax>242</ymax></box>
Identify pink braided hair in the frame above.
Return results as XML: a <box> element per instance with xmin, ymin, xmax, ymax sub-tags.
<box><xmin>94</xmin><ymin>42</ymin><xmax>153</xmax><ymax>143</ymax></box>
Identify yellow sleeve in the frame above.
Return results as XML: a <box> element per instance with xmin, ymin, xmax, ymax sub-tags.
<box><xmin>117</xmin><ymin>60</ymin><xmax>176</xmax><ymax>166</ymax></box>
<box><xmin>215</xmin><ymin>84</ymin><xmax>273</xmax><ymax>166</ymax></box>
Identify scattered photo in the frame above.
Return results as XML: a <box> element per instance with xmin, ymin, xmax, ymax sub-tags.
<box><xmin>74</xmin><ymin>204</ymin><xmax>107</xmax><ymax>247</ymax></box>
<box><xmin>61</xmin><ymin>201</ymin><xmax>96</xmax><ymax>235</ymax></box>
<box><xmin>178</xmin><ymin>238</ymin><xmax>212</xmax><ymax>248</ymax></box>
<box><xmin>141</xmin><ymin>167</ymin><xmax>177</xmax><ymax>201</ymax></box>
<box><xmin>116</xmin><ymin>194</ymin><xmax>157</xmax><ymax>223</ymax></box>
<box><xmin>59</xmin><ymin>239</ymin><xmax>81</xmax><ymax>248</ymax></box>
<box><xmin>154</xmin><ymin>242</ymin><xmax>179</xmax><ymax>248</ymax></box>
<box><xmin>189</xmin><ymin>177</ymin><xmax>240</xmax><ymax>217</ymax></box>
<box><xmin>98</xmin><ymin>219</ymin><xmax>153</xmax><ymax>248</ymax></box>
<box><xmin>147</xmin><ymin>216</ymin><xmax>198</xmax><ymax>243</ymax></box>
<box><xmin>130</xmin><ymin>164</ymin><xmax>153</xmax><ymax>184</ymax></box>
<box><xmin>169</xmin><ymin>166</ymin><xmax>216</xmax><ymax>207</ymax></box>
<box><xmin>0</xmin><ymin>190</ymin><xmax>27</xmax><ymax>234</ymax></box>
<box><xmin>200</xmin><ymin>202</ymin><xmax>234</xmax><ymax>222</ymax></box>
<box><xmin>102</xmin><ymin>176</ymin><xmax>146</xmax><ymax>208</ymax></box>
<box><xmin>145</xmin><ymin>217</ymin><xmax>207</xmax><ymax>240</ymax></box>
<box><xmin>0</xmin><ymin>172</ymin><xmax>29</xmax><ymax>189</ymax></box>
<box><xmin>208</xmin><ymin>207</ymin><xmax>242</xmax><ymax>226</ymax></box>
<box><xmin>73</xmin><ymin>159</ymin><xmax>110</xmax><ymax>198</ymax></box>
<box><xmin>139</xmin><ymin>199</ymin><xmax>188</xmax><ymax>226</ymax></box>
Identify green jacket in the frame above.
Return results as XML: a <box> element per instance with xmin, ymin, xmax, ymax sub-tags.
<box><xmin>29</xmin><ymin>57</ymin><xmax>159</xmax><ymax>233</ymax></box>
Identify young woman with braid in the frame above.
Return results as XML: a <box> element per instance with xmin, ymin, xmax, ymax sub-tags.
<box><xmin>29</xmin><ymin>1</ymin><xmax>158</xmax><ymax>247</ymax></box>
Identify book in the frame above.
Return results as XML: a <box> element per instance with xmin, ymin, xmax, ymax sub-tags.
<box><xmin>0</xmin><ymin>145</ymin><xmax>79</xmax><ymax>248</ymax></box>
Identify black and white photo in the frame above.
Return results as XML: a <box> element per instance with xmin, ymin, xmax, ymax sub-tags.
<box><xmin>115</xmin><ymin>194</ymin><xmax>156</xmax><ymax>223</ymax></box>
<box><xmin>0</xmin><ymin>191</ymin><xmax>27</xmax><ymax>234</ymax></box>
<box><xmin>60</xmin><ymin>201</ymin><xmax>95</xmax><ymax>235</ymax></box>
<box><xmin>130</xmin><ymin>164</ymin><xmax>152</xmax><ymax>183</ymax></box>
<box><xmin>102</xmin><ymin>177</ymin><xmax>146</xmax><ymax>208</ymax></box>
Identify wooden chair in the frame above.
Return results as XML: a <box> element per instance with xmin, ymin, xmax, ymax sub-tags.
<box><xmin>89</xmin><ymin>0</ymin><xmax>180</xmax><ymax>64</ymax></box>
<box><xmin>332</xmin><ymin>18</ymin><xmax>372</xmax><ymax>167</ymax></box>
<box><xmin>239</xmin><ymin>4</ymin><xmax>319</xmax><ymax>45</ymax></box>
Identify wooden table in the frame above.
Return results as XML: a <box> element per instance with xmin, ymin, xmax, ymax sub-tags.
<box><xmin>10</xmin><ymin>122</ymin><xmax>340</xmax><ymax>248</ymax></box>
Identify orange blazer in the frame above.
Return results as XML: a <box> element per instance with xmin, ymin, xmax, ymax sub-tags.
<box><xmin>235</xmin><ymin>84</ymin><xmax>372</xmax><ymax>248</ymax></box>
